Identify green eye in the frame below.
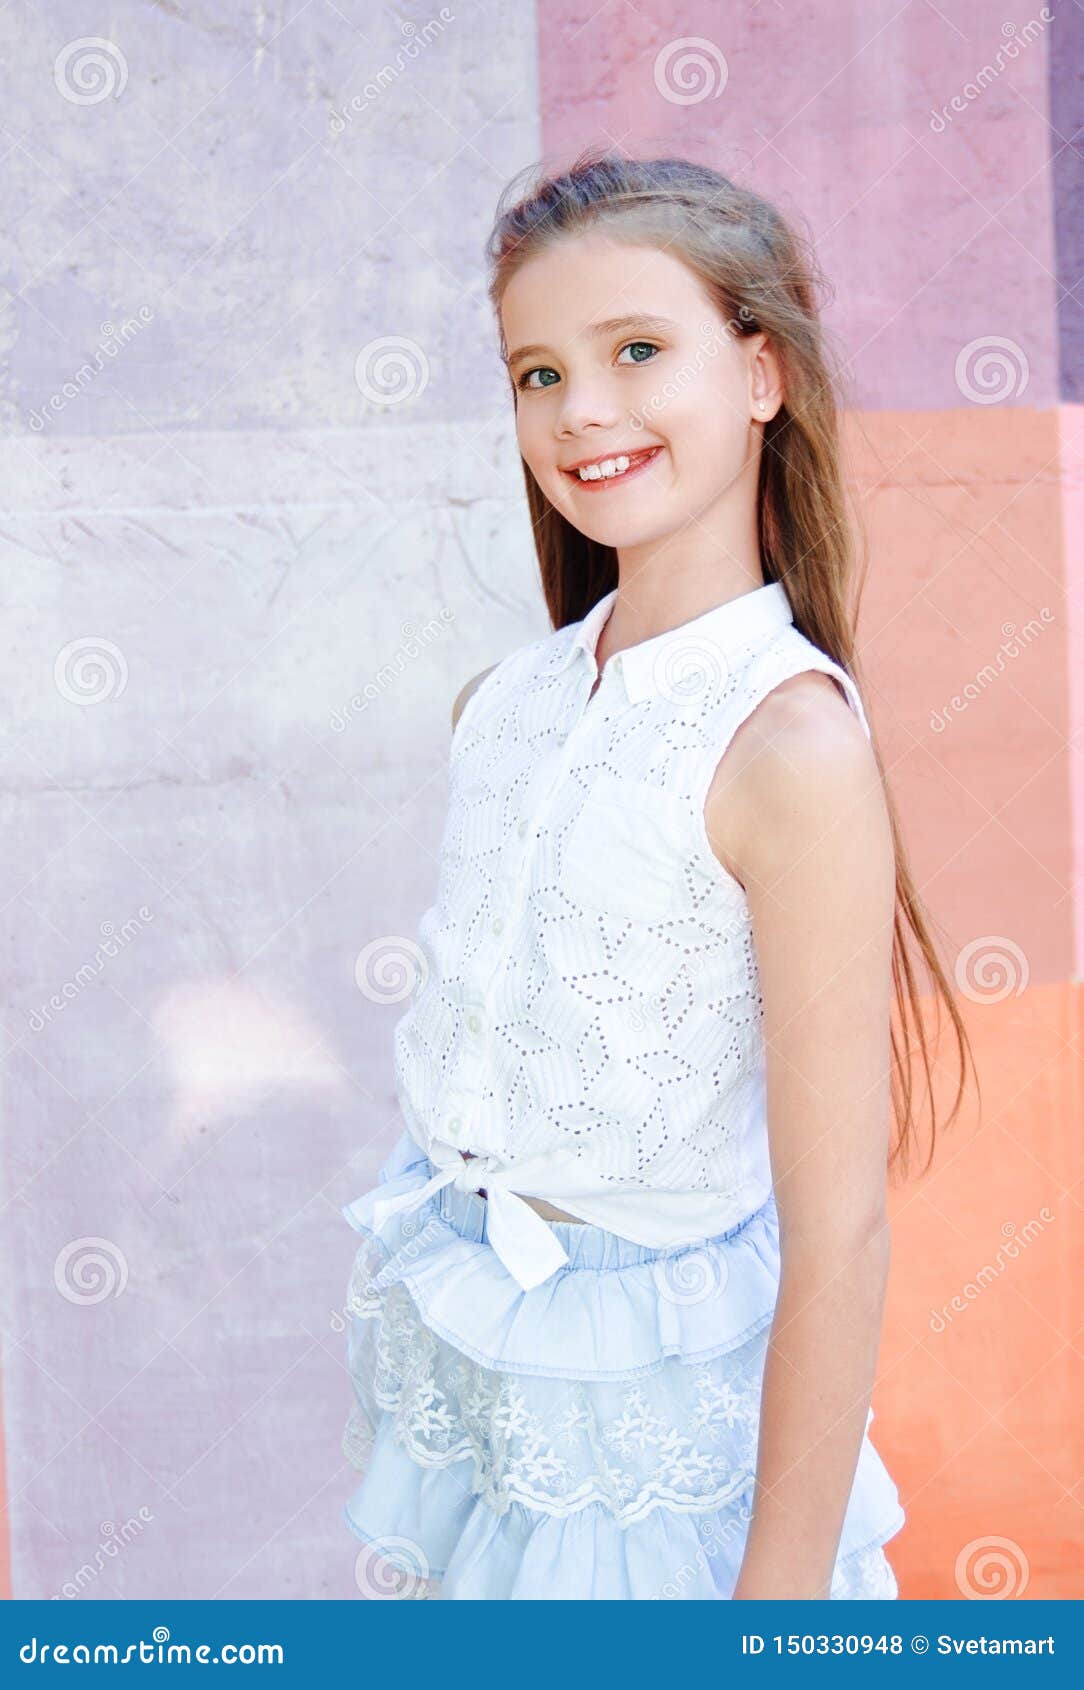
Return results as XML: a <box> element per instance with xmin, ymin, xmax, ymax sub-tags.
<box><xmin>514</xmin><ymin>340</ymin><xmax>660</xmax><ymax>392</ymax></box>
<box><xmin>617</xmin><ymin>341</ymin><xmax>659</xmax><ymax>365</ymax></box>
<box><xmin>515</xmin><ymin>367</ymin><xmax>560</xmax><ymax>392</ymax></box>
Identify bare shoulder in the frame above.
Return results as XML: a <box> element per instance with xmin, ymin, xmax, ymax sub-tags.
<box><xmin>705</xmin><ymin>669</ymin><xmax>886</xmax><ymax>891</ymax></box>
<box><xmin>451</xmin><ymin>664</ymin><xmax>498</xmax><ymax>732</ymax></box>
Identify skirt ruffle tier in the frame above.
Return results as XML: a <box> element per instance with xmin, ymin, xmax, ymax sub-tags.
<box><xmin>340</xmin><ymin>1130</ymin><xmax>906</xmax><ymax>1600</ymax></box>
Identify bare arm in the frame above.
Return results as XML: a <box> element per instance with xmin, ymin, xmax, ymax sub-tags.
<box><xmin>705</xmin><ymin>671</ymin><xmax>896</xmax><ymax>1600</ymax></box>
<box><xmin>452</xmin><ymin>665</ymin><xmax>497</xmax><ymax>733</ymax></box>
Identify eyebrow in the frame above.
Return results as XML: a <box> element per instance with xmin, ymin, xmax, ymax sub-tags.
<box><xmin>504</xmin><ymin>314</ymin><xmax>680</xmax><ymax>369</ymax></box>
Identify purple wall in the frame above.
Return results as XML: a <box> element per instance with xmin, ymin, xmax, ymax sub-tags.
<box><xmin>1</xmin><ymin>0</ymin><xmax>544</xmax><ymax>1599</ymax></box>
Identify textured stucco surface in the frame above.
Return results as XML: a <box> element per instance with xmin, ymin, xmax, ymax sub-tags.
<box><xmin>531</xmin><ymin>0</ymin><xmax>1084</xmax><ymax>1601</ymax></box>
<box><xmin>1</xmin><ymin>1</ymin><xmax>543</xmax><ymax>1599</ymax></box>
<box><xmin>539</xmin><ymin>0</ymin><xmax>1061</xmax><ymax>413</ymax></box>
<box><xmin>2</xmin><ymin>0</ymin><xmax>1082</xmax><ymax>1605</ymax></box>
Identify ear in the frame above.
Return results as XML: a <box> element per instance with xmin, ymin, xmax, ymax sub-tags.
<box><xmin>748</xmin><ymin>333</ymin><xmax>784</xmax><ymax>420</ymax></box>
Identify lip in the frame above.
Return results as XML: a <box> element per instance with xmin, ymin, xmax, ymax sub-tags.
<box><xmin>560</xmin><ymin>445</ymin><xmax>664</xmax><ymax>490</ymax></box>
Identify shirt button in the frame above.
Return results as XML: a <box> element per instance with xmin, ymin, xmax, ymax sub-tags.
<box><xmin>517</xmin><ymin>819</ymin><xmax>528</xmax><ymax>838</ymax></box>
<box><xmin>491</xmin><ymin>915</ymin><xmax>504</xmax><ymax>934</ymax></box>
<box><xmin>467</xmin><ymin>1012</ymin><xmax>482</xmax><ymax>1034</ymax></box>
<box><xmin>447</xmin><ymin>1116</ymin><xmax>462</xmax><ymax>1135</ymax></box>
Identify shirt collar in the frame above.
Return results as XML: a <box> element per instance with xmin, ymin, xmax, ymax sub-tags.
<box><xmin>557</xmin><ymin>579</ymin><xmax>795</xmax><ymax>704</ymax></box>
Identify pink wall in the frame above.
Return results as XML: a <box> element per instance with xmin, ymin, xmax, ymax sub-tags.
<box><xmin>534</xmin><ymin>0</ymin><xmax>1082</xmax><ymax>1599</ymax></box>
<box><xmin>2</xmin><ymin>0</ymin><xmax>1079</xmax><ymax>1603</ymax></box>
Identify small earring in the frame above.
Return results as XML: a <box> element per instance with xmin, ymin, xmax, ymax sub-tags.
<box><xmin>758</xmin><ymin>400</ymin><xmax>766</xmax><ymax>411</ymax></box>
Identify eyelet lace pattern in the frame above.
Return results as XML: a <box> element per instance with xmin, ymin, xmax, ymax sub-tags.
<box><xmin>392</xmin><ymin>605</ymin><xmax>876</xmax><ymax>1258</ymax></box>
<box><xmin>341</xmin><ymin>1215</ymin><xmax>903</xmax><ymax>1601</ymax></box>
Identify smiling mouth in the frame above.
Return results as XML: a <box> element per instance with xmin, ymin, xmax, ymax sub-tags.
<box><xmin>561</xmin><ymin>445</ymin><xmax>664</xmax><ymax>488</ymax></box>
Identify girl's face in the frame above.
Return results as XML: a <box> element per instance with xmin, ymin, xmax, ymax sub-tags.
<box><xmin>500</xmin><ymin>231</ymin><xmax>778</xmax><ymax>554</ymax></box>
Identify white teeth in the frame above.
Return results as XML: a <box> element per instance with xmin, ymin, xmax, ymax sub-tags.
<box><xmin>578</xmin><ymin>453</ymin><xmax>631</xmax><ymax>481</ymax></box>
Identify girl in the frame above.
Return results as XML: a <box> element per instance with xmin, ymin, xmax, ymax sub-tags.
<box><xmin>339</xmin><ymin>149</ymin><xmax>976</xmax><ymax>1600</ymax></box>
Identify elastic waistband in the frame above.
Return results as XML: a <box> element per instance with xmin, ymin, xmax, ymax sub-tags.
<box><xmin>429</xmin><ymin>1159</ymin><xmax>768</xmax><ymax>1273</ymax></box>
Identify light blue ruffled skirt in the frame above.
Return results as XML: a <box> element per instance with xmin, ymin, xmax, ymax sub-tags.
<box><xmin>340</xmin><ymin>1129</ymin><xmax>906</xmax><ymax>1600</ymax></box>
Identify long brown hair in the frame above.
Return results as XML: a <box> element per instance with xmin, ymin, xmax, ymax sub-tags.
<box><xmin>485</xmin><ymin>145</ymin><xmax>979</xmax><ymax>1181</ymax></box>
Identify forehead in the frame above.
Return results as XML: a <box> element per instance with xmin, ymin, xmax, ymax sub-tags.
<box><xmin>499</xmin><ymin>234</ymin><xmax>713</xmax><ymax>347</ymax></box>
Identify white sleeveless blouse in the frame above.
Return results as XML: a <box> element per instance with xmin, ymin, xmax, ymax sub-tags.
<box><xmin>374</xmin><ymin>579</ymin><xmax>872</xmax><ymax>1291</ymax></box>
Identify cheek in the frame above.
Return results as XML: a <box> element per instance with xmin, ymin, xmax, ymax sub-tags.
<box><xmin>514</xmin><ymin>403</ymin><xmax>534</xmax><ymax>456</ymax></box>
<box><xmin>516</xmin><ymin>410</ymin><xmax>554</xmax><ymax>479</ymax></box>
<box><xmin>669</xmin><ymin>377</ymin><xmax>748</xmax><ymax>462</ymax></box>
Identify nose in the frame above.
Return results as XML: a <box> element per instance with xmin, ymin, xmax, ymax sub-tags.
<box><xmin>556</xmin><ymin>375</ymin><xmax>623</xmax><ymax>439</ymax></box>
